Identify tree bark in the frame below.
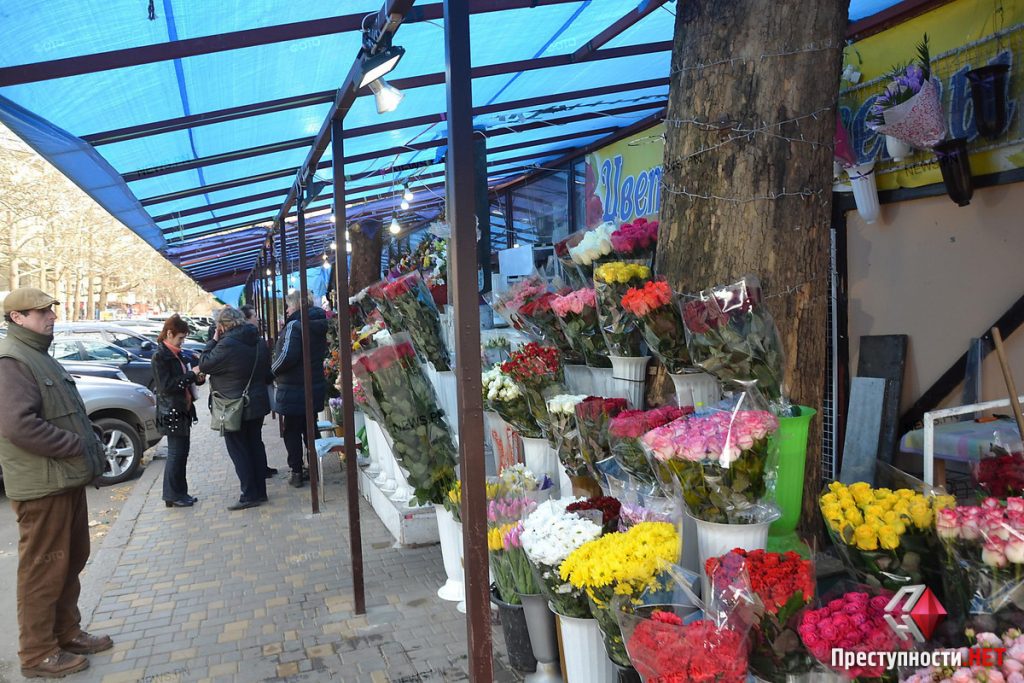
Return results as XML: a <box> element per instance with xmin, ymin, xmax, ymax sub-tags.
<box><xmin>349</xmin><ymin>218</ymin><xmax>384</xmax><ymax>294</ymax></box>
<box><xmin>656</xmin><ymin>0</ymin><xmax>847</xmax><ymax>538</ymax></box>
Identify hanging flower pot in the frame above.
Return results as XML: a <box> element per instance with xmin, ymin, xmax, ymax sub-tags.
<box><xmin>934</xmin><ymin>138</ymin><xmax>974</xmax><ymax>207</ymax></box>
<box><xmin>847</xmin><ymin>162</ymin><xmax>880</xmax><ymax>224</ymax></box>
<box><xmin>885</xmin><ymin>135</ymin><xmax>912</xmax><ymax>162</ymax></box>
<box><xmin>966</xmin><ymin>64</ymin><xmax>1010</xmax><ymax>140</ymax></box>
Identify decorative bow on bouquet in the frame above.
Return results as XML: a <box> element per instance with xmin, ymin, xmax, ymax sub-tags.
<box><xmin>865</xmin><ymin>34</ymin><xmax>946</xmax><ymax>149</ymax></box>
<box><xmin>594</xmin><ymin>261</ymin><xmax>651</xmax><ymax>357</ymax></box>
<box><xmin>621</xmin><ymin>279</ymin><xmax>692</xmax><ymax>373</ymax></box>
<box><xmin>381</xmin><ymin>271</ymin><xmax>451</xmax><ymax>371</ymax></box>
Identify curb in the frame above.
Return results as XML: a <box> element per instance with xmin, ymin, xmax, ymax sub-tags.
<box><xmin>79</xmin><ymin>459</ymin><xmax>163</xmax><ymax>628</ymax></box>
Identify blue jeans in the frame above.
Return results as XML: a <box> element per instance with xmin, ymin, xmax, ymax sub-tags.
<box><xmin>162</xmin><ymin>432</ymin><xmax>190</xmax><ymax>502</ymax></box>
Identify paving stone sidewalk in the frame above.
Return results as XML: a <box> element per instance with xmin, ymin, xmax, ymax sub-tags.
<box><xmin>75</xmin><ymin>396</ymin><xmax>521</xmax><ymax>683</ymax></box>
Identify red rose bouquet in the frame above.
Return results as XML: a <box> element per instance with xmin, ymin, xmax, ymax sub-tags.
<box><xmin>798</xmin><ymin>591</ymin><xmax>910</xmax><ymax>681</ymax></box>
<box><xmin>574</xmin><ymin>396</ymin><xmax>630</xmax><ymax>480</ymax></box>
<box><xmin>565</xmin><ymin>495</ymin><xmax>622</xmax><ymax>534</ymax></box>
<box><xmin>682</xmin><ymin>275</ymin><xmax>786</xmax><ymax>401</ymax></box>
<box><xmin>706</xmin><ymin>549</ymin><xmax>815</xmax><ymax>682</ymax></box>
<box><xmin>973</xmin><ymin>437</ymin><xmax>1024</xmax><ymax>498</ymax></box>
<box><xmin>352</xmin><ymin>336</ymin><xmax>458</xmax><ymax>505</ymax></box>
<box><xmin>551</xmin><ymin>288</ymin><xmax>611</xmax><ymax>368</ymax></box>
<box><xmin>489</xmin><ymin>275</ymin><xmax>548</xmax><ymax>334</ymax></box>
<box><xmin>610</xmin><ymin>216</ymin><xmax>659</xmax><ymax>263</ymax></box>
<box><xmin>621</xmin><ymin>279</ymin><xmax>692</xmax><ymax>374</ymax></box>
<box><xmin>381</xmin><ymin>271</ymin><xmax>451</xmax><ymax>371</ymax></box>
<box><xmin>517</xmin><ymin>290</ymin><xmax>583</xmax><ymax>364</ymax></box>
<box><xmin>608</xmin><ymin>406</ymin><xmax>690</xmax><ymax>487</ymax></box>
<box><xmin>501</xmin><ymin>343</ymin><xmax>565</xmax><ymax>435</ymax></box>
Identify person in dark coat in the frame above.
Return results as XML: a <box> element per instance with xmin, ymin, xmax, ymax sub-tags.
<box><xmin>271</xmin><ymin>290</ymin><xmax>329</xmax><ymax>488</ymax></box>
<box><xmin>199</xmin><ymin>307</ymin><xmax>274</xmax><ymax>510</ymax></box>
<box><xmin>151</xmin><ymin>315</ymin><xmax>204</xmax><ymax>508</ymax></box>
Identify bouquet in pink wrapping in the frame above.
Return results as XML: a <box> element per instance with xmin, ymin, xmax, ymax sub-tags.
<box><xmin>551</xmin><ymin>288</ymin><xmax>610</xmax><ymax>368</ymax></box>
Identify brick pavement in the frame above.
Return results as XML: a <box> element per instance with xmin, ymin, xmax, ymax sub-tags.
<box><xmin>73</xmin><ymin>398</ymin><xmax>522</xmax><ymax>683</ymax></box>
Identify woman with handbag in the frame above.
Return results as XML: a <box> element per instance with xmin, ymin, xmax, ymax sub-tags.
<box><xmin>199</xmin><ymin>307</ymin><xmax>273</xmax><ymax>510</ymax></box>
<box><xmin>152</xmin><ymin>315</ymin><xmax>204</xmax><ymax>508</ymax></box>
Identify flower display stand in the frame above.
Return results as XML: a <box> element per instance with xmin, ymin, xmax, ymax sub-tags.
<box><xmin>668</xmin><ymin>370</ymin><xmax>721</xmax><ymax>411</ymax></box>
<box><xmin>768</xmin><ymin>406</ymin><xmax>816</xmax><ymax>554</ymax></box>
<box><xmin>521</xmin><ymin>437</ymin><xmax>561</xmax><ymax>495</ymax></box>
<box><xmin>564</xmin><ymin>364</ymin><xmax>592</xmax><ymax>396</ymax></box>
<box><xmin>520</xmin><ymin>594</ymin><xmax>563</xmax><ymax>682</ymax></box>
<box><xmin>608</xmin><ymin>356</ymin><xmax>649</xmax><ymax>409</ymax></box>
<box><xmin>434</xmin><ymin>504</ymin><xmax>465</xmax><ymax>602</ymax></box>
<box><xmin>556</xmin><ymin>612</ymin><xmax>615</xmax><ymax>683</ymax></box>
<box><xmin>848</xmin><ymin>162</ymin><xmax>880</xmax><ymax>224</ymax></box>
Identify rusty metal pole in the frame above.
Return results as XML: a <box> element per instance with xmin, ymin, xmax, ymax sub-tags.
<box><xmin>277</xmin><ymin>221</ymin><xmax>289</xmax><ymax>437</ymax></box>
<box><xmin>331</xmin><ymin>117</ymin><xmax>365</xmax><ymax>615</ymax></box>
<box><xmin>296</xmin><ymin>185</ymin><xmax>321</xmax><ymax>514</ymax></box>
<box><xmin>443</xmin><ymin>0</ymin><xmax>492</xmax><ymax>679</ymax></box>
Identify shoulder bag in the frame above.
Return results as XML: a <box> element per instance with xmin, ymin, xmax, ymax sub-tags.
<box><xmin>210</xmin><ymin>349</ymin><xmax>259</xmax><ymax>435</ymax></box>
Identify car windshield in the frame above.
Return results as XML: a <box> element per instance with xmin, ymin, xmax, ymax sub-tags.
<box><xmin>51</xmin><ymin>340</ymin><xmax>82</xmax><ymax>361</ymax></box>
<box><xmin>79</xmin><ymin>340</ymin><xmax>126</xmax><ymax>361</ymax></box>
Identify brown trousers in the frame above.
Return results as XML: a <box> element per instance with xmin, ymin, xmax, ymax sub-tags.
<box><xmin>11</xmin><ymin>487</ymin><xmax>89</xmax><ymax>667</ymax></box>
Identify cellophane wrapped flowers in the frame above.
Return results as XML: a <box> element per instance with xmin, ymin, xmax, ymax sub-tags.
<box><xmin>482</xmin><ymin>363</ymin><xmax>541</xmax><ymax>438</ymax></box>
<box><xmin>820</xmin><ymin>481</ymin><xmax>953</xmax><ymax>590</ymax></box>
<box><xmin>642</xmin><ymin>410</ymin><xmax>779</xmax><ymax>524</ymax></box>
<box><xmin>706</xmin><ymin>549</ymin><xmax>815</xmax><ymax>681</ymax></box>
<box><xmin>521</xmin><ymin>499</ymin><xmax>602</xmax><ymax>618</ymax></box>
<box><xmin>798</xmin><ymin>591</ymin><xmax>910</xmax><ymax>680</ymax></box>
<box><xmin>608</xmin><ymin>406</ymin><xmax>689</xmax><ymax>488</ymax></box>
<box><xmin>500</xmin><ymin>343</ymin><xmax>565</xmax><ymax>435</ymax></box>
<box><xmin>560</xmin><ymin>521</ymin><xmax>679</xmax><ymax>666</ymax></box>
<box><xmin>865</xmin><ymin>35</ymin><xmax>946</xmax><ymax>149</ymax></box>
<box><xmin>554</xmin><ymin>234</ymin><xmax>589</xmax><ymax>290</ymax></box>
<box><xmin>569</xmin><ymin>221</ymin><xmax>615</xmax><ymax>278</ymax></box>
<box><xmin>381</xmin><ymin>271</ymin><xmax>451</xmax><ymax>371</ymax></box>
<box><xmin>545</xmin><ymin>394</ymin><xmax>588</xmax><ymax>477</ymax></box>
<box><xmin>625</xmin><ymin>611</ymin><xmax>747</xmax><ymax>683</ymax></box>
<box><xmin>565</xmin><ymin>495</ymin><xmax>622</xmax><ymax>535</ymax></box>
<box><xmin>487</xmin><ymin>467</ymin><xmax>552</xmax><ymax>605</ymax></box>
<box><xmin>489</xmin><ymin>275</ymin><xmax>547</xmax><ymax>334</ymax></box>
<box><xmin>610</xmin><ymin>216</ymin><xmax>658</xmax><ymax>263</ymax></box>
<box><xmin>903</xmin><ymin>628</ymin><xmax>1024</xmax><ymax>683</ymax></box>
<box><xmin>935</xmin><ymin>497</ymin><xmax>1024</xmax><ymax>632</ymax></box>
<box><xmin>551</xmin><ymin>288</ymin><xmax>611</xmax><ymax>368</ymax></box>
<box><xmin>593</xmin><ymin>261</ymin><xmax>651</xmax><ymax>357</ymax></box>
<box><xmin>517</xmin><ymin>291</ymin><xmax>583</xmax><ymax>365</ymax></box>
<box><xmin>574</xmin><ymin>396</ymin><xmax>629</xmax><ymax>482</ymax></box>
<box><xmin>682</xmin><ymin>275</ymin><xmax>786</xmax><ymax>402</ymax></box>
<box><xmin>621</xmin><ymin>279</ymin><xmax>692</xmax><ymax>373</ymax></box>
<box><xmin>973</xmin><ymin>437</ymin><xmax>1024</xmax><ymax>498</ymax></box>
<box><xmin>352</xmin><ymin>337</ymin><xmax>458</xmax><ymax>505</ymax></box>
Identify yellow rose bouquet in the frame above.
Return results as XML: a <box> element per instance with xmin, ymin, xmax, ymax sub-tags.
<box><xmin>820</xmin><ymin>481</ymin><xmax>954</xmax><ymax>591</ymax></box>
<box><xmin>560</xmin><ymin>521</ymin><xmax>679</xmax><ymax>667</ymax></box>
<box><xmin>593</xmin><ymin>261</ymin><xmax>651</xmax><ymax>357</ymax></box>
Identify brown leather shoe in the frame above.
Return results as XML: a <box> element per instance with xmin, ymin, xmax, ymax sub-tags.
<box><xmin>21</xmin><ymin>650</ymin><xmax>89</xmax><ymax>678</ymax></box>
<box><xmin>61</xmin><ymin>631</ymin><xmax>113</xmax><ymax>655</ymax></box>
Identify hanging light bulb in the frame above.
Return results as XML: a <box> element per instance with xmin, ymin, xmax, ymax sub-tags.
<box><xmin>345</xmin><ymin>230</ymin><xmax>350</xmax><ymax>241</ymax></box>
<box><xmin>329</xmin><ymin>214</ymin><xmax>336</xmax><ymax>223</ymax></box>
<box><xmin>265</xmin><ymin>268</ymin><xmax>271</xmax><ymax>276</ymax></box>
<box><xmin>403</xmin><ymin>185</ymin><xmax>414</xmax><ymax>202</ymax></box>
<box><xmin>330</xmin><ymin>241</ymin><xmax>337</xmax><ymax>251</ymax></box>
<box><xmin>389</xmin><ymin>214</ymin><xmax>401</xmax><ymax>234</ymax></box>
<box><xmin>346</xmin><ymin>242</ymin><xmax>352</xmax><ymax>253</ymax></box>
<box><xmin>369</xmin><ymin>79</ymin><xmax>404</xmax><ymax>114</ymax></box>
<box><xmin>400</xmin><ymin>198</ymin><xmax>410</xmax><ymax>210</ymax></box>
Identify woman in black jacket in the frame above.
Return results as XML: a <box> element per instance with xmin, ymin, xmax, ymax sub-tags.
<box><xmin>151</xmin><ymin>315</ymin><xmax>204</xmax><ymax>508</ymax></box>
<box><xmin>199</xmin><ymin>307</ymin><xmax>274</xmax><ymax>510</ymax></box>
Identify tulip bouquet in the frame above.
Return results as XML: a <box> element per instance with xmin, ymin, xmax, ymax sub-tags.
<box><xmin>544</xmin><ymin>394</ymin><xmax>588</xmax><ymax>476</ymax></box>
<box><xmin>620</xmin><ymin>279</ymin><xmax>692</xmax><ymax>373</ymax></box>
<box><xmin>381</xmin><ymin>271</ymin><xmax>451</xmax><ymax>371</ymax></box>
<box><xmin>482</xmin><ymin>364</ymin><xmax>541</xmax><ymax>439</ymax></box>
<box><xmin>574</xmin><ymin>396</ymin><xmax>630</xmax><ymax>482</ymax></box>
<box><xmin>820</xmin><ymin>481</ymin><xmax>954</xmax><ymax>591</ymax></box>
<box><xmin>798</xmin><ymin>590</ymin><xmax>910</xmax><ymax>681</ymax></box>
<box><xmin>642</xmin><ymin>409</ymin><xmax>780</xmax><ymax>524</ymax></box>
<box><xmin>609</xmin><ymin>406</ymin><xmax>690</xmax><ymax>487</ymax></box>
<box><xmin>487</xmin><ymin>468</ymin><xmax>552</xmax><ymax>605</ymax></box>
<box><xmin>352</xmin><ymin>336</ymin><xmax>458</xmax><ymax>505</ymax></box>
<box><xmin>521</xmin><ymin>499</ymin><xmax>603</xmax><ymax>618</ymax></box>
<box><xmin>551</xmin><ymin>287</ymin><xmax>611</xmax><ymax>368</ymax></box>
<box><xmin>500</xmin><ymin>343</ymin><xmax>565</xmax><ymax>433</ymax></box>
<box><xmin>706</xmin><ymin>549</ymin><xmax>816</xmax><ymax>682</ymax></box>
<box><xmin>593</xmin><ymin>261</ymin><xmax>651</xmax><ymax>357</ymax></box>
<box><xmin>444</xmin><ymin>479</ymin><xmax>462</xmax><ymax>524</ymax></box>
<box><xmin>935</xmin><ymin>497</ymin><xmax>1024</xmax><ymax>631</ymax></box>
<box><xmin>682</xmin><ymin>275</ymin><xmax>786</xmax><ymax>402</ymax></box>
<box><xmin>569</xmin><ymin>221</ymin><xmax>615</xmax><ymax>282</ymax></box>
<box><xmin>903</xmin><ymin>629</ymin><xmax>1024</xmax><ymax>683</ymax></box>
<box><xmin>560</xmin><ymin>521</ymin><xmax>680</xmax><ymax>666</ymax></box>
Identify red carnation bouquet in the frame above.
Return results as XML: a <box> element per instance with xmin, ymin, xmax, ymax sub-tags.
<box><xmin>565</xmin><ymin>495</ymin><xmax>622</xmax><ymax>534</ymax></box>
<box><xmin>574</xmin><ymin>396</ymin><xmax>629</xmax><ymax>481</ymax></box>
<box><xmin>706</xmin><ymin>549</ymin><xmax>816</xmax><ymax>682</ymax></box>
<box><xmin>621</xmin><ymin>279</ymin><xmax>692</xmax><ymax>374</ymax></box>
<box><xmin>609</xmin><ymin>406</ymin><xmax>690</xmax><ymax>487</ymax></box>
<box><xmin>501</xmin><ymin>343</ymin><xmax>565</xmax><ymax>435</ymax></box>
<box><xmin>610</xmin><ymin>216</ymin><xmax>659</xmax><ymax>264</ymax></box>
<box><xmin>381</xmin><ymin>271</ymin><xmax>451</xmax><ymax>371</ymax></box>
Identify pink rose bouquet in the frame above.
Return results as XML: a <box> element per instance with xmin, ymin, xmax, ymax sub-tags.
<box><xmin>608</xmin><ymin>406</ymin><xmax>690</xmax><ymax>487</ymax></box>
<box><xmin>610</xmin><ymin>216</ymin><xmax>659</xmax><ymax>263</ymax></box>
<box><xmin>551</xmin><ymin>288</ymin><xmax>611</xmax><ymax>368</ymax></box>
<box><xmin>903</xmin><ymin>629</ymin><xmax>1024</xmax><ymax>683</ymax></box>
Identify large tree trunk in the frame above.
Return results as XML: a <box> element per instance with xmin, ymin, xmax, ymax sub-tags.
<box><xmin>349</xmin><ymin>218</ymin><xmax>384</xmax><ymax>294</ymax></box>
<box><xmin>656</xmin><ymin>0</ymin><xmax>847</xmax><ymax>537</ymax></box>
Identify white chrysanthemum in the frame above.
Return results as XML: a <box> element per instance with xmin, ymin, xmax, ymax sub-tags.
<box><xmin>521</xmin><ymin>498</ymin><xmax>601</xmax><ymax>567</ymax></box>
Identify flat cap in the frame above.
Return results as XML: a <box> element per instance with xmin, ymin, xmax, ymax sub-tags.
<box><xmin>3</xmin><ymin>288</ymin><xmax>60</xmax><ymax>315</ymax></box>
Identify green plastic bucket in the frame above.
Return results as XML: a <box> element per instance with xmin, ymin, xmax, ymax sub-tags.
<box><xmin>768</xmin><ymin>406</ymin><xmax>816</xmax><ymax>553</ymax></box>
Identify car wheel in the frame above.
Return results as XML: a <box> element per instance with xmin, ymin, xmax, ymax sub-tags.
<box><xmin>94</xmin><ymin>417</ymin><xmax>144</xmax><ymax>485</ymax></box>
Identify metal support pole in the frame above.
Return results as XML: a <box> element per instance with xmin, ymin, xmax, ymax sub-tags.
<box><xmin>474</xmin><ymin>135</ymin><xmax>491</xmax><ymax>295</ymax></box>
<box><xmin>262</xmin><ymin>251</ymin><xmax>271</xmax><ymax>341</ymax></box>
<box><xmin>331</xmin><ymin>118</ymin><xmax>365</xmax><ymax>615</ymax></box>
<box><xmin>270</xmin><ymin>241</ymin><xmax>280</xmax><ymax>342</ymax></box>
<box><xmin>255</xmin><ymin>255</ymin><xmax>264</xmax><ymax>336</ymax></box>
<box><xmin>296</xmin><ymin>186</ymin><xmax>321</xmax><ymax>515</ymax></box>
<box><xmin>443</xmin><ymin>1</ymin><xmax>492</xmax><ymax>679</ymax></box>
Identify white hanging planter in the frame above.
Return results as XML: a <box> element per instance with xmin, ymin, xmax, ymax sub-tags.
<box><xmin>885</xmin><ymin>135</ymin><xmax>912</xmax><ymax>162</ymax></box>
<box><xmin>848</xmin><ymin>162</ymin><xmax>880</xmax><ymax>224</ymax></box>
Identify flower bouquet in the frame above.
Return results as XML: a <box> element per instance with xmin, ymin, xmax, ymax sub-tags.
<box><xmin>973</xmin><ymin>436</ymin><xmax>1024</xmax><ymax>498</ymax></box>
<box><xmin>575</xmin><ymin>396</ymin><xmax>630</xmax><ymax>484</ymax></box>
<box><xmin>443</xmin><ymin>479</ymin><xmax>462</xmax><ymax>524</ymax></box>
<box><xmin>551</xmin><ymin>287</ymin><xmax>611</xmax><ymax>368</ymax></box>
<box><xmin>482</xmin><ymin>364</ymin><xmax>541</xmax><ymax>439</ymax></box>
<box><xmin>593</xmin><ymin>261</ymin><xmax>651</xmax><ymax>357</ymax></box>
<box><xmin>481</xmin><ymin>335</ymin><xmax>511</xmax><ymax>367</ymax></box>
<box><xmin>517</xmin><ymin>291</ymin><xmax>583</xmax><ymax>364</ymax></box>
<box><xmin>565</xmin><ymin>495</ymin><xmax>623</xmax><ymax>535</ymax></box>
<box><xmin>903</xmin><ymin>629</ymin><xmax>1024</xmax><ymax>683</ymax></box>
<box><xmin>682</xmin><ymin>275</ymin><xmax>786</xmax><ymax>402</ymax></box>
<box><xmin>544</xmin><ymin>393</ymin><xmax>588</xmax><ymax>479</ymax></box>
<box><xmin>623</xmin><ymin>610</ymin><xmax>747</xmax><ymax>683</ymax></box>
<box><xmin>352</xmin><ymin>378</ymin><xmax>385</xmax><ymax>425</ymax></box>
<box><xmin>352</xmin><ymin>336</ymin><xmax>458</xmax><ymax>505</ymax></box>
<box><xmin>554</xmin><ymin>233</ymin><xmax>590</xmax><ymax>290</ymax></box>
<box><xmin>569</xmin><ymin>221</ymin><xmax>615</xmax><ymax>282</ymax></box>
<box><xmin>820</xmin><ymin>481</ymin><xmax>953</xmax><ymax>591</ymax></box>
<box><xmin>642</xmin><ymin>409</ymin><xmax>779</xmax><ymax>524</ymax></box>
<box><xmin>489</xmin><ymin>274</ymin><xmax>548</xmax><ymax>334</ymax></box>
<box><xmin>610</xmin><ymin>216</ymin><xmax>658</xmax><ymax>265</ymax></box>
<box><xmin>560</xmin><ymin>521</ymin><xmax>680</xmax><ymax>666</ymax></box>
<box><xmin>935</xmin><ymin>497</ymin><xmax>1024</xmax><ymax>633</ymax></box>
<box><xmin>797</xmin><ymin>590</ymin><xmax>910</xmax><ymax>681</ymax></box>
<box><xmin>609</xmin><ymin>406</ymin><xmax>689</xmax><ymax>488</ymax></box>
<box><xmin>365</xmin><ymin>280</ymin><xmax>398</xmax><ymax>330</ymax></box>
<box><xmin>381</xmin><ymin>271</ymin><xmax>451</xmax><ymax>371</ymax></box>
<box><xmin>521</xmin><ymin>499</ymin><xmax>603</xmax><ymax>618</ymax></box>
<box><xmin>500</xmin><ymin>343</ymin><xmax>565</xmax><ymax>434</ymax></box>
<box><xmin>706</xmin><ymin>549</ymin><xmax>816</xmax><ymax>682</ymax></box>
<box><xmin>866</xmin><ymin>35</ymin><xmax>946</xmax><ymax>150</ymax></box>
<box><xmin>621</xmin><ymin>279</ymin><xmax>693</xmax><ymax>374</ymax></box>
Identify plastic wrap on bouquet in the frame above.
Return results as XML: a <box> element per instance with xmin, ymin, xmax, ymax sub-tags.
<box><xmin>381</xmin><ymin>272</ymin><xmax>451</xmax><ymax>371</ymax></box>
<box><xmin>552</xmin><ymin>288</ymin><xmax>611</xmax><ymax>370</ymax></box>
<box><xmin>501</xmin><ymin>343</ymin><xmax>566</xmax><ymax>438</ymax></box>
<box><xmin>488</xmin><ymin>474</ymin><xmax>553</xmax><ymax>606</ymax></box>
<box><xmin>621</xmin><ymin>279</ymin><xmax>691</xmax><ymax>374</ymax></box>
<box><xmin>593</xmin><ymin>261</ymin><xmax>650</xmax><ymax>358</ymax></box>
<box><xmin>568</xmin><ymin>222</ymin><xmax>616</xmax><ymax>284</ymax></box>
<box><xmin>972</xmin><ymin>435</ymin><xmax>1024</xmax><ymax>498</ymax></box>
<box><xmin>484</xmin><ymin>410</ymin><xmax>522</xmax><ymax>472</ymax></box>
<box><xmin>608</xmin><ymin>407</ymin><xmax>689</xmax><ymax>489</ymax></box>
<box><xmin>555</xmin><ymin>233</ymin><xmax>590</xmax><ymax>290</ymax></box>
<box><xmin>352</xmin><ymin>336</ymin><xmax>458</xmax><ymax>506</ymax></box>
<box><xmin>609</xmin><ymin>217</ymin><xmax>658</xmax><ymax>266</ymax></box>
<box><xmin>518</xmin><ymin>292</ymin><xmax>583</xmax><ymax>365</ymax></box>
<box><xmin>483</xmin><ymin>363</ymin><xmax>543</xmax><ymax>441</ymax></box>
<box><xmin>575</xmin><ymin>396</ymin><xmax>629</xmax><ymax>485</ymax></box>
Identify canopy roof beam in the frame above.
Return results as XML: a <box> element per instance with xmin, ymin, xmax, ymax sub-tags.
<box><xmin>571</xmin><ymin>0</ymin><xmax>670</xmax><ymax>62</ymax></box>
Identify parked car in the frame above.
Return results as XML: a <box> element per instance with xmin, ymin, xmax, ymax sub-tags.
<box><xmin>54</xmin><ymin>322</ymin><xmax>158</xmax><ymax>358</ymax></box>
<box><xmin>49</xmin><ymin>337</ymin><xmax>155</xmax><ymax>389</ymax></box>
<box><xmin>60</xmin><ymin>360</ymin><xmax>130</xmax><ymax>383</ymax></box>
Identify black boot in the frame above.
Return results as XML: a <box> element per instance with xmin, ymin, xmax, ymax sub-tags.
<box><xmin>289</xmin><ymin>472</ymin><xmax>304</xmax><ymax>488</ymax></box>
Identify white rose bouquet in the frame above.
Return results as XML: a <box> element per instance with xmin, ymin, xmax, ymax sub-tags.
<box><xmin>545</xmin><ymin>394</ymin><xmax>589</xmax><ymax>477</ymax></box>
<box><xmin>483</xmin><ymin>364</ymin><xmax>541</xmax><ymax>438</ymax></box>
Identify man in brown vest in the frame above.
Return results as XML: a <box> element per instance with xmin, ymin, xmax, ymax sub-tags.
<box><xmin>0</xmin><ymin>288</ymin><xmax>111</xmax><ymax>678</ymax></box>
